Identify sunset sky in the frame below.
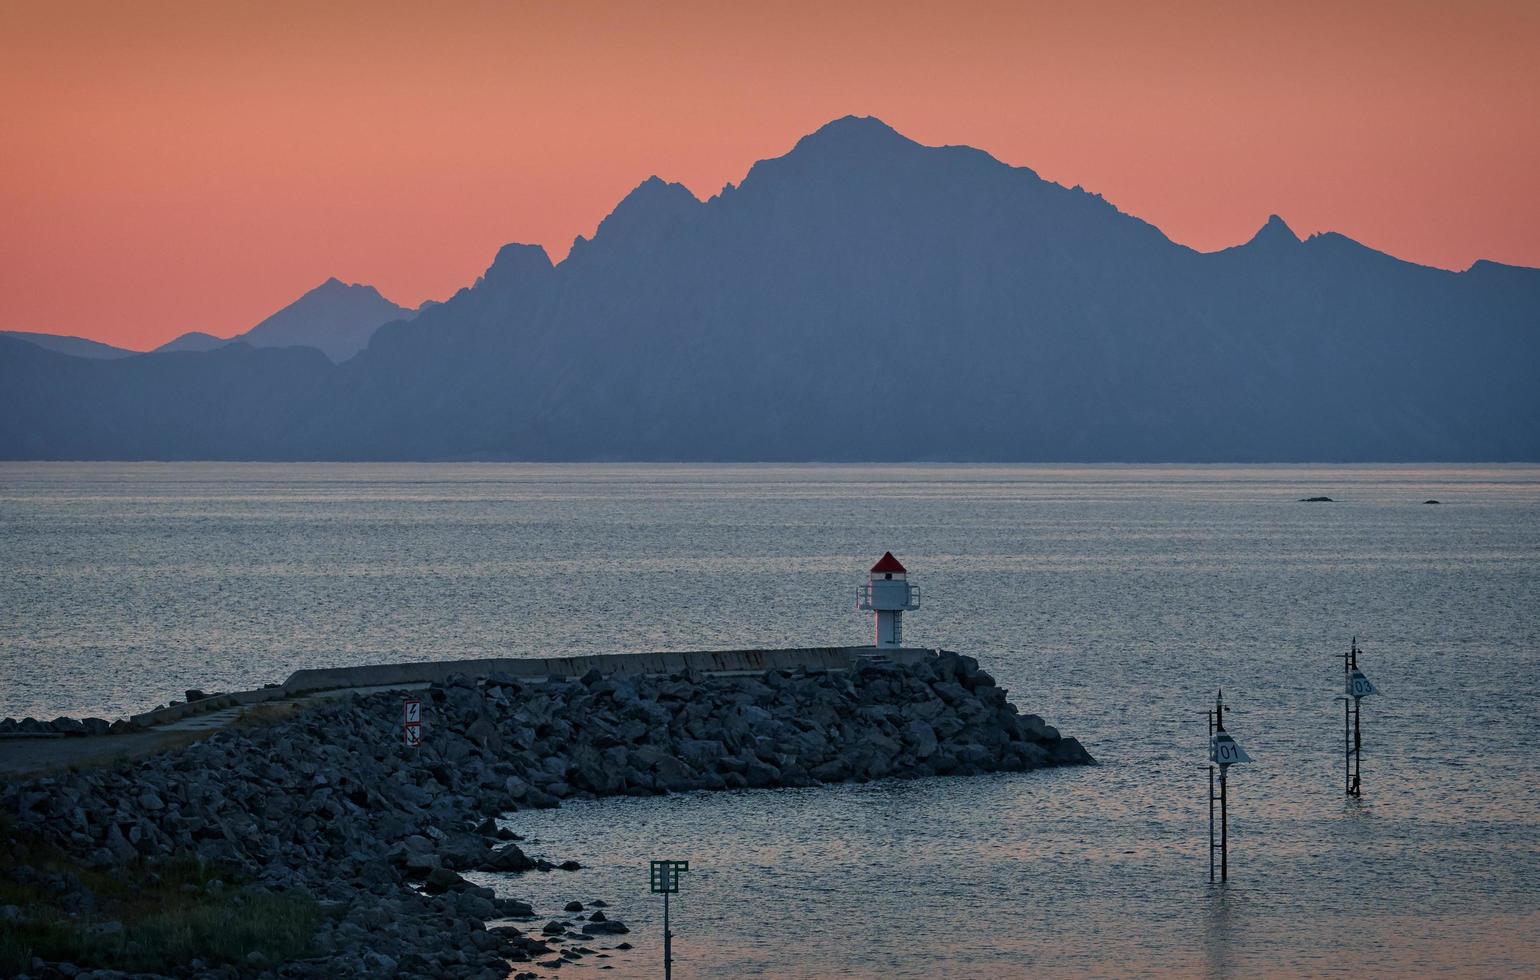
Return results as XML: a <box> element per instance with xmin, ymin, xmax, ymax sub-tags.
<box><xmin>2</xmin><ymin>0</ymin><xmax>1536</xmax><ymax>351</ymax></box>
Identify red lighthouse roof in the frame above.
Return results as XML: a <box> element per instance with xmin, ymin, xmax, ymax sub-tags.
<box><xmin>870</xmin><ymin>551</ymin><xmax>907</xmax><ymax>574</ymax></box>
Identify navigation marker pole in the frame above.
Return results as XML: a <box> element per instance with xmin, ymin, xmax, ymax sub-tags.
<box><xmin>1207</xmin><ymin>690</ymin><xmax>1253</xmax><ymax>883</ymax></box>
<box><xmin>1339</xmin><ymin>637</ymin><xmax>1378</xmax><ymax>796</ymax></box>
<box><xmin>649</xmin><ymin>860</ymin><xmax>689</xmax><ymax>980</ymax></box>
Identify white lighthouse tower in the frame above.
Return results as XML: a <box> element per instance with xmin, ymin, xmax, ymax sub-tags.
<box><xmin>857</xmin><ymin>552</ymin><xmax>921</xmax><ymax>647</ymax></box>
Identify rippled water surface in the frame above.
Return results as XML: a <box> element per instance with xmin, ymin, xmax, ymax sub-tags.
<box><xmin>3</xmin><ymin>463</ymin><xmax>1538</xmax><ymax>976</ymax></box>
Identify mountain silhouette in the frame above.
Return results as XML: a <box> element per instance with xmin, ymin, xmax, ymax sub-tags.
<box><xmin>153</xmin><ymin>278</ymin><xmax>414</xmax><ymax>362</ymax></box>
<box><xmin>0</xmin><ymin>331</ymin><xmax>135</xmax><ymax>360</ymax></box>
<box><xmin>156</xmin><ymin>331</ymin><xmax>229</xmax><ymax>354</ymax></box>
<box><xmin>3</xmin><ymin>115</ymin><xmax>1537</xmax><ymax>461</ymax></box>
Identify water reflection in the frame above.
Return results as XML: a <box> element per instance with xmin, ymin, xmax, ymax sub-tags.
<box><xmin>3</xmin><ymin>463</ymin><xmax>1537</xmax><ymax>974</ymax></box>
<box><xmin>1204</xmin><ymin>885</ymin><xmax>1241</xmax><ymax>979</ymax></box>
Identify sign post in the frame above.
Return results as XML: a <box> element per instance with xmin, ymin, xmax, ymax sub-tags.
<box><xmin>1339</xmin><ymin>638</ymin><xmax>1378</xmax><ymax>796</ymax></box>
<box><xmin>402</xmin><ymin>698</ymin><xmax>422</xmax><ymax>748</ymax></box>
<box><xmin>1207</xmin><ymin>690</ymin><xmax>1252</xmax><ymax>882</ymax></box>
<box><xmin>649</xmin><ymin>860</ymin><xmax>689</xmax><ymax>980</ymax></box>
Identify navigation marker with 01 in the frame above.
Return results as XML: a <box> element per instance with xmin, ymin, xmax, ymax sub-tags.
<box><xmin>1207</xmin><ymin>690</ymin><xmax>1252</xmax><ymax>883</ymax></box>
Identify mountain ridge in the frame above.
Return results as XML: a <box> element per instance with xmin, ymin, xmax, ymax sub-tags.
<box><xmin>2</xmin><ymin>116</ymin><xmax>1536</xmax><ymax>461</ymax></box>
<box><xmin>0</xmin><ymin>331</ymin><xmax>136</xmax><ymax>360</ymax></box>
<box><xmin>148</xmin><ymin>278</ymin><xmax>415</xmax><ymax>362</ymax></box>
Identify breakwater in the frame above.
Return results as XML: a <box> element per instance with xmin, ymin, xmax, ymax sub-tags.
<box><xmin>2</xmin><ymin>651</ymin><xmax>1092</xmax><ymax>978</ymax></box>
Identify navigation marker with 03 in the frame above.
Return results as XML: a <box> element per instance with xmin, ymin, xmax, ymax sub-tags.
<box><xmin>1348</xmin><ymin>667</ymin><xmax>1378</xmax><ymax>699</ymax></box>
<box><xmin>1338</xmin><ymin>638</ymin><xmax>1378</xmax><ymax>796</ymax></box>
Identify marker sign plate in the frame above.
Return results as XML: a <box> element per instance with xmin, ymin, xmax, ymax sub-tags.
<box><xmin>403</xmin><ymin>699</ymin><xmax>422</xmax><ymax>748</ymax></box>
<box><xmin>1348</xmin><ymin>670</ymin><xmax>1378</xmax><ymax>698</ymax></box>
<box><xmin>650</xmin><ymin>860</ymin><xmax>689</xmax><ymax>894</ymax></box>
<box><xmin>1210</xmin><ymin>734</ymin><xmax>1252</xmax><ymax>766</ymax></box>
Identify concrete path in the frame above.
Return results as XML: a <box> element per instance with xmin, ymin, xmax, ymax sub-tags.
<box><xmin>0</xmin><ymin>683</ymin><xmax>431</xmax><ymax>778</ymax></box>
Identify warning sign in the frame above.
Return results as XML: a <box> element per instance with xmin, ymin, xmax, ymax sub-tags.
<box><xmin>402</xmin><ymin>699</ymin><xmax>422</xmax><ymax>747</ymax></box>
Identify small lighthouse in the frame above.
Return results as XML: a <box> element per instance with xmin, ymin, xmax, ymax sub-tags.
<box><xmin>857</xmin><ymin>552</ymin><xmax>921</xmax><ymax>647</ymax></box>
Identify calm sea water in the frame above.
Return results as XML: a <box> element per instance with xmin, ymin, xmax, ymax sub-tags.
<box><xmin>3</xmin><ymin>463</ymin><xmax>1538</xmax><ymax>977</ymax></box>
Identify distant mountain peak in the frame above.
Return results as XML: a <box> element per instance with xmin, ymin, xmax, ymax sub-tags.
<box><xmin>481</xmin><ymin>242</ymin><xmax>555</xmax><ymax>289</ymax></box>
<box><xmin>601</xmin><ymin>177</ymin><xmax>699</xmax><ymax>227</ymax></box>
<box><xmin>206</xmin><ymin>277</ymin><xmax>414</xmax><ymax>362</ymax></box>
<box><xmin>801</xmin><ymin>114</ymin><xmax>910</xmax><ymax>147</ymax></box>
<box><xmin>305</xmin><ymin>276</ymin><xmax>384</xmax><ymax>299</ymax></box>
<box><xmin>155</xmin><ymin>330</ymin><xmax>228</xmax><ymax>354</ymax></box>
<box><xmin>575</xmin><ymin>177</ymin><xmax>702</xmax><ymax>258</ymax></box>
<box><xmin>770</xmin><ymin>115</ymin><xmax>920</xmax><ymax>167</ymax></box>
<box><xmin>812</xmin><ymin>113</ymin><xmax>899</xmax><ymax>133</ymax></box>
<box><xmin>1246</xmin><ymin>214</ymin><xmax>1301</xmax><ymax>248</ymax></box>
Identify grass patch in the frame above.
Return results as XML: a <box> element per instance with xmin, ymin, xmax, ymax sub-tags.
<box><xmin>0</xmin><ymin>818</ymin><xmax>323</xmax><ymax>974</ymax></box>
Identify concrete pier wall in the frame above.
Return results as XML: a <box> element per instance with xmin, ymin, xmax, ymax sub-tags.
<box><xmin>280</xmin><ymin>646</ymin><xmax>934</xmax><ymax>695</ymax></box>
<box><xmin>128</xmin><ymin>646</ymin><xmax>934</xmax><ymax>728</ymax></box>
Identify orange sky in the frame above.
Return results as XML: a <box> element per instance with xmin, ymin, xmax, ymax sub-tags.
<box><xmin>2</xmin><ymin>0</ymin><xmax>1537</xmax><ymax>350</ymax></box>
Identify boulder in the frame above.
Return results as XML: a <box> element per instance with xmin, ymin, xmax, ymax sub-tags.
<box><xmin>901</xmin><ymin>720</ymin><xmax>938</xmax><ymax>759</ymax></box>
<box><xmin>423</xmin><ymin>867</ymin><xmax>466</xmax><ymax>894</ymax></box>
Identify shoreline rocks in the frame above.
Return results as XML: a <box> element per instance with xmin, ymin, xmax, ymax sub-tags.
<box><xmin>0</xmin><ymin>716</ymin><xmax>123</xmax><ymax>738</ymax></box>
<box><xmin>1</xmin><ymin>651</ymin><xmax>1091</xmax><ymax>977</ymax></box>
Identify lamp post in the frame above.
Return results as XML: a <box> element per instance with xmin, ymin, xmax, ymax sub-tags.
<box><xmin>649</xmin><ymin>860</ymin><xmax>689</xmax><ymax>979</ymax></box>
<box><xmin>1208</xmin><ymin>690</ymin><xmax>1253</xmax><ymax>883</ymax></box>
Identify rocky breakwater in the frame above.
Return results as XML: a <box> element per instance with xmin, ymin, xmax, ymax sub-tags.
<box><xmin>1</xmin><ymin>651</ymin><xmax>1092</xmax><ymax>978</ymax></box>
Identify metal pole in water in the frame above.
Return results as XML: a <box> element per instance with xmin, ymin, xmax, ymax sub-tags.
<box><xmin>1207</xmin><ymin>689</ymin><xmax>1252</xmax><ymax>882</ymax></box>
<box><xmin>1219</xmin><ymin>765</ymin><xmax>1229</xmax><ymax>882</ymax></box>
<box><xmin>1217</xmin><ymin>692</ymin><xmax>1227</xmax><ymax>882</ymax></box>
<box><xmin>1208</xmin><ymin>708</ymin><xmax>1216</xmax><ymax>884</ymax></box>
<box><xmin>1341</xmin><ymin>637</ymin><xmax>1377</xmax><ymax>797</ymax></box>
<box><xmin>650</xmin><ymin>859</ymin><xmax>688</xmax><ymax>980</ymax></box>
<box><xmin>1344</xmin><ymin>640</ymin><xmax>1352</xmax><ymax>795</ymax></box>
<box><xmin>1351</xmin><ymin>642</ymin><xmax>1362</xmax><ymax>796</ymax></box>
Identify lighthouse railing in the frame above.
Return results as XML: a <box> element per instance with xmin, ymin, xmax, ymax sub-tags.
<box><xmin>856</xmin><ymin>584</ymin><xmax>921</xmax><ymax>610</ymax></box>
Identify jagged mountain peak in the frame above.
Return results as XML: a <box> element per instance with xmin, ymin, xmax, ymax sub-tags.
<box><xmin>565</xmin><ymin>178</ymin><xmax>703</xmax><ymax>262</ymax></box>
<box><xmin>221</xmin><ymin>276</ymin><xmax>413</xmax><ymax>362</ymax></box>
<box><xmin>304</xmin><ymin>276</ymin><xmax>385</xmax><ymax>299</ymax></box>
<box><xmin>480</xmin><ymin>243</ymin><xmax>555</xmax><ymax>288</ymax></box>
<box><xmin>743</xmin><ymin>115</ymin><xmax>923</xmax><ymax>183</ymax></box>
<box><xmin>799</xmin><ymin>114</ymin><xmax>911</xmax><ymax>148</ymax></box>
<box><xmin>1246</xmin><ymin>214</ymin><xmax>1302</xmax><ymax>247</ymax></box>
<box><xmin>595</xmin><ymin>178</ymin><xmax>700</xmax><ymax>237</ymax></box>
